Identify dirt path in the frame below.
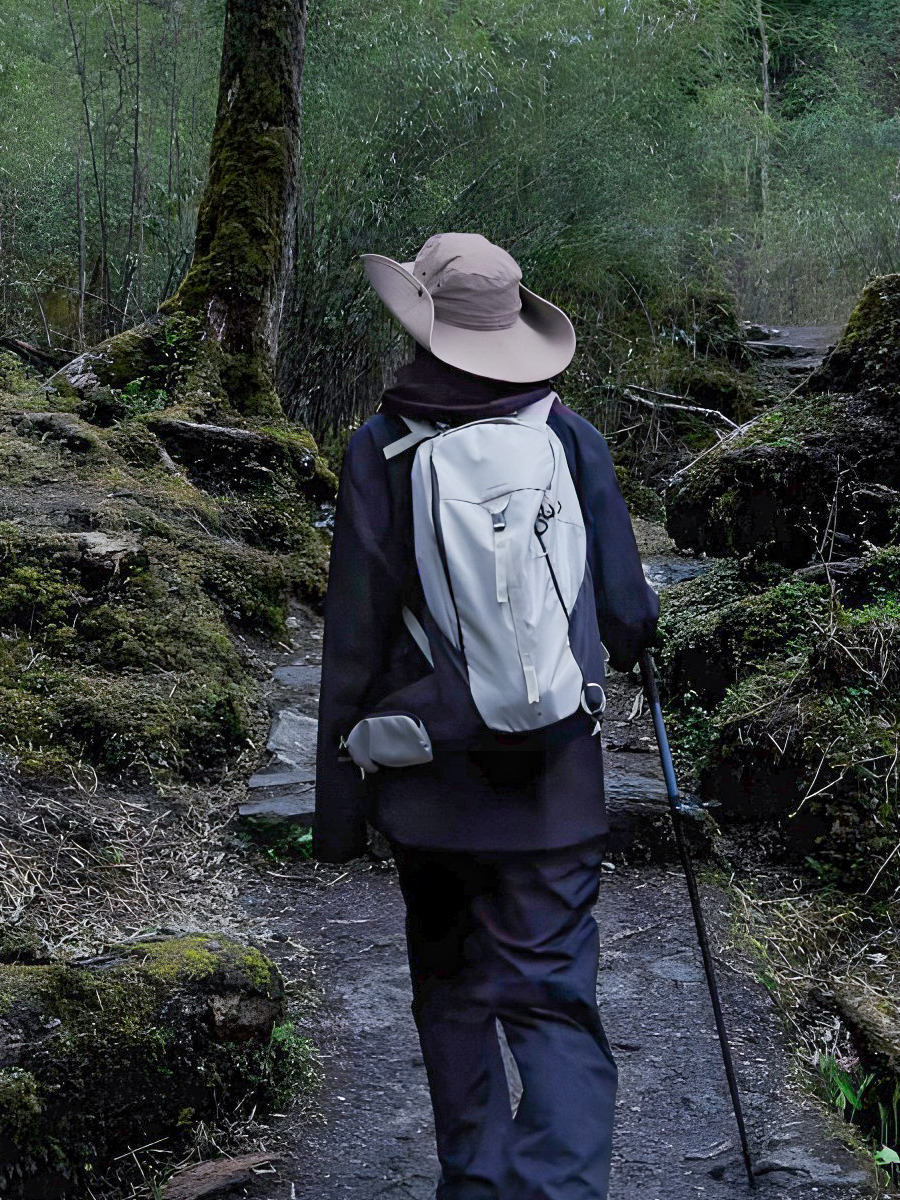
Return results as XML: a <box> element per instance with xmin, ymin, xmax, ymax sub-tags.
<box><xmin>235</xmin><ymin>847</ymin><xmax>874</xmax><ymax>1199</ymax></box>
<box><xmin>229</xmin><ymin>578</ymin><xmax>879</xmax><ymax>1200</ymax></box>
<box><xmin>744</xmin><ymin>322</ymin><xmax>843</xmax><ymax>381</ymax></box>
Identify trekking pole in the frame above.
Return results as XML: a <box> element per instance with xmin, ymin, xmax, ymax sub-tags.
<box><xmin>638</xmin><ymin>649</ymin><xmax>756</xmax><ymax>1188</ymax></box>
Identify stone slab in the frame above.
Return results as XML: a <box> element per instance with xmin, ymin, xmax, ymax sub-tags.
<box><xmin>247</xmin><ymin>770</ymin><xmax>315</xmax><ymax>790</ymax></box>
<box><xmin>238</xmin><ymin>793</ymin><xmax>316</xmax><ymax>824</ymax></box>
<box><xmin>265</xmin><ymin>709</ymin><xmax>318</xmax><ymax>768</ymax></box>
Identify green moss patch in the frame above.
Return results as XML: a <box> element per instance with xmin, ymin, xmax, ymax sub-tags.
<box><xmin>698</xmin><ymin>610</ymin><xmax>900</xmax><ymax>896</ymax></box>
<box><xmin>665</xmin><ymin>387</ymin><xmax>900</xmax><ymax>565</ymax></box>
<box><xmin>658</xmin><ymin>572</ymin><xmax>827</xmax><ymax>705</ymax></box>
<box><xmin>807</xmin><ymin>273</ymin><xmax>900</xmax><ymax>400</ymax></box>
<box><xmin>0</xmin><ymin>363</ymin><xmax>330</xmax><ymax>786</ymax></box>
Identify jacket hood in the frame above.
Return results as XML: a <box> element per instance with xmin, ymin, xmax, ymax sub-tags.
<box><xmin>378</xmin><ymin>343</ymin><xmax>552</xmax><ymax>423</ymax></box>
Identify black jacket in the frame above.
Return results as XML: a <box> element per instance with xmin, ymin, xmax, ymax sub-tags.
<box><xmin>313</xmin><ymin>398</ymin><xmax>659</xmax><ymax>863</ymax></box>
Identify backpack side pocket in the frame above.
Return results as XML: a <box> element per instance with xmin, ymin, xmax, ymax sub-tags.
<box><xmin>344</xmin><ymin>711</ymin><xmax>433</xmax><ymax>774</ymax></box>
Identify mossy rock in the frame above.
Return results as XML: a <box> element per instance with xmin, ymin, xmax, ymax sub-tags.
<box><xmin>666</xmin><ymin>356</ymin><xmax>755</xmax><ymax>421</ymax></box>
<box><xmin>48</xmin><ymin>313</ymin><xmax>204</xmax><ymax>403</ymax></box>
<box><xmin>0</xmin><ymin>350</ymin><xmax>31</xmax><ymax>393</ymax></box>
<box><xmin>620</xmin><ymin>343</ymin><xmax>755</xmax><ymax>423</ymax></box>
<box><xmin>0</xmin><ymin>524</ymin><xmax>256</xmax><ymax>781</ymax></box>
<box><xmin>697</xmin><ymin>610</ymin><xmax>900</xmax><ymax>896</ymax></box>
<box><xmin>49</xmin><ymin>669</ymin><xmax>250</xmax><ymax>777</ymax></box>
<box><xmin>0</xmin><ymin>385</ymin><xmax>330</xmax><ymax>783</ymax></box>
<box><xmin>614</xmin><ymin>465</ymin><xmax>664</xmax><ymax>522</ymax></box>
<box><xmin>826</xmin><ymin>544</ymin><xmax>900</xmax><ymax>609</ymax></box>
<box><xmin>832</xmin><ymin>982</ymin><xmax>900</xmax><ymax>1077</ymax></box>
<box><xmin>0</xmin><ymin>934</ymin><xmax>314</xmax><ymax>1199</ymax></box>
<box><xmin>648</xmin><ymin>280</ymin><xmax>751</xmax><ymax>366</ymax></box>
<box><xmin>200</xmin><ymin>541</ymin><xmax>318</xmax><ymax>636</ymax></box>
<box><xmin>146</xmin><ymin>415</ymin><xmax>335</xmax><ymax>499</ymax></box>
<box><xmin>665</xmin><ymin>391</ymin><xmax>900</xmax><ymax>565</ymax></box>
<box><xmin>806</xmin><ymin>273</ymin><xmax>900</xmax><ymax>400</ymax></box>
<box><xmin>655</xmin><ymin>557</ymin><xmax>782</xmax><ymax>632</ymax></box>
<box><xmin>658</xmin><ymin>573</ymin><xmax>826</xmax><ymax>705</ymax></box>
<box><xmin>14</xmin><ymin>412</ymin><xmax>105</xmax><ymax>456</ymax></box>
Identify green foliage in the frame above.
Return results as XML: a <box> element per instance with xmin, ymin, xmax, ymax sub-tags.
<box><xmin>240</xmin><ymin>816</ymin><xmax>314</xmax><ymax>862</ymax></box>
<box><xmin>817</xmin><ymin>1052</ymin><xmax>874</xmax><ymax>1121</ymax></box>
<box><xmin>816</xmin><ymin>1053</ymin><xmax>900</xmax><ymax>1186</ymax></box>
<box><xmin>3</xmin><ymin>1</ymin><xmax>897</xmax><ymax>434</ymax></box>
<box><xmin>119</xmin><ymin>377</ymin><xmax>169</xmax><ymax>416</ymax></box>
<box><xmin>281</xmin><ymin>0</ymin><xmax>900</xmax><ymax>432</ymax></box>
<box><xmin>0</xmin><ymin>2</ymin><xmax>219</xmax><ymax>344</ymax></box>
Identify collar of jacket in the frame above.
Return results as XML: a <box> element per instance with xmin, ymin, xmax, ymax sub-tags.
<box><xmin>378</xmin><ymin>343</ymin><xmax>553</xmax><ymax>423</ymax></box>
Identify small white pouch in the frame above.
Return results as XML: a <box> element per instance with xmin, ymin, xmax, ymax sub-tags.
<box><xmin>344</xmin><ymin>712</ymin><xmax>433</xmax><ymax>774</ymax></box>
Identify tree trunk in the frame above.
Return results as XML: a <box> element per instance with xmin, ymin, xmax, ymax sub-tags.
<box><xmin>162</xmin><ymin>0</ymin><xmax>307</xmax><ymax>409</ymax></box>
<box><xmin>53</xmin><ymin>0</ymin><xmax>309</xmax><ymax>419</ymax></box>
<box><xmin>755</xmin><ymin>0</ymin><xmax>771</xmax><ymax>217</ymax></box>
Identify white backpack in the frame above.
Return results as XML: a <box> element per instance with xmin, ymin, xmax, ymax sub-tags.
<box><xmin>383</xmin><ymin>392</ymin><xmax>606</xmax><ymax>735</ymax></box>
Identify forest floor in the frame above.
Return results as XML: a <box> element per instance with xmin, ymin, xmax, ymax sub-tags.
<box><xmin>218</xmin><ymin>519</ymin><xmax>885</xmax><ymax>1200</ymax></box>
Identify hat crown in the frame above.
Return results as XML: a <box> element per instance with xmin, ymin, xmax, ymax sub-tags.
<box><xmin>412</xmin><ymin>232</ymin><xmax>523</xmax><ymax>331</ymax></box>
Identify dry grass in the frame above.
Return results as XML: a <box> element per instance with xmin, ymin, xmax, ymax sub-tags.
<box><xmin>727</xmin><ymin>879</ymin><xmax>898</xmax><ymax>1049</ymax></box>
<box><xmin>0</xmin><ymin>758</ymin><xmax>263</xmax><ymax>960</ymax></box>
<box><xmin>722</xmin><ymin>871</ymin><xmax>900</xmax><ymax>1185</ymax></box>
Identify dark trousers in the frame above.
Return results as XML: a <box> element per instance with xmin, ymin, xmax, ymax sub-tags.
<box><xmin>391</xmin><ymin>836</ymin><xmax>618</xmax><ymax>1200</ymax></box>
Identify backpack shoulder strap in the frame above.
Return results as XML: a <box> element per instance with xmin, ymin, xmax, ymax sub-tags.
<box><xmin>510</xmin><ymin>390</ymin><xmax>558</xmax><ymax>427</ymax></box>
<box><xmin>383</xmin><ymin>414</ymin><xmax>438</xmax><ymax>459</ymax></box>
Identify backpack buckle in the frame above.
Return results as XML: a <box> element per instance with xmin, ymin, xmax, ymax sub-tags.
<box><xmin>581</xmin><ymin>683</ymin><xmax>606</xmax><ymax>736</ymax></box>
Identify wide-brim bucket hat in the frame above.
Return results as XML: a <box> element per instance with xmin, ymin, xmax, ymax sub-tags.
<box><xmin>361</xmin><ymin>232</ymin><xmax>576</xmax><ymax>383</ymax></box>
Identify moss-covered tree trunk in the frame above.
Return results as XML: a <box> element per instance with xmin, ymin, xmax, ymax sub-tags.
<box><xmin>160</xmin><ymin>0</ymin><xmax>307</xmax><ymax>412</ymax></box>
<box><xmin>53</xmin><ymin>0</ymin><xmax>308</xmax><ymax>419</ymax></box>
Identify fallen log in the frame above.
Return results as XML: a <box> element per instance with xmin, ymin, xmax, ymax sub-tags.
<box><xmin>0</xmin><ymin>337</ymin><xmax>76</xmax><ymax>373</ymax></box>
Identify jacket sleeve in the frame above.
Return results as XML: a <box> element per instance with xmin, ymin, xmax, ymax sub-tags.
<box><xmin>563</xmin><ymin>407</ymin><xmax>660</xmax><ymax>672</ymax></box>
<box><xmin>313</xmin><ymin>422</ymin><xmax>405</xmax><ymax>863</ymax></box>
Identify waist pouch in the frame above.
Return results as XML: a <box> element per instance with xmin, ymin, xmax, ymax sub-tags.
<box><xmin>344</xmin><ymin>710</ymin><xmax>433</xmax><ymax>774</ymax></box>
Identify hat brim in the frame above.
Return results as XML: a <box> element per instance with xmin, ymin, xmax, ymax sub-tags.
<box><xmin>361</xmin><ymin>253</ymin><xmax>576</xmax><ymax>383</ymax></box>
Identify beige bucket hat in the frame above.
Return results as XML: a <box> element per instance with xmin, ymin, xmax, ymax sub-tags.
<box><xmin>361</xmin><ymin>232</ymin><xmax>576</xmax><ymax>383</ymax></box>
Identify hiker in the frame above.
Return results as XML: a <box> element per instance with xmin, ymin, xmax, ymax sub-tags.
<box><xmin>314</xmin><ymin>232</ymin><xmax>659</xmax><ymax>1199</ymax></box>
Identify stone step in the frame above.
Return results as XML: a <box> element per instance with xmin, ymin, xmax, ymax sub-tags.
<box><xmin>783</xmin><ymin>356</ymin><xmax>825</xmax><ymax>375</ymax></box>
<box><xmin>741</xmin><ymin>321</ymin><xmax>782</xmax><ymax>340</ymax></box>
<box><xmin>240</xmin><ymin>705</ymin><xmax>318</xmax><ymax>823</ymax></box>
<box><xmin>271</xmin><ymin>662</ymin><xmax>321</xmax><ymax>690</ymax></box>
<box><xmin>238</xmin><ymin>787</ymin><xmax>315</xmax><ymax>825</ymax></box>
<box><xmin>247</xmin><ymin>769</ymin><xmax>314</xmax><ymax>790</ymax></box>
